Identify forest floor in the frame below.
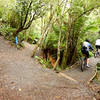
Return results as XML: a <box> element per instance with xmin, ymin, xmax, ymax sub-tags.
<box><xmin>0</xmin><ymin>36</ymin><xmax>100</xmax><ymax>100</ymax></box>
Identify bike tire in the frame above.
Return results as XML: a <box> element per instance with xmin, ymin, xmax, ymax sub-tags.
<box><xmin>94</xmin><ymin>53</ymin><xmax>96</xmax><ymax>58</ymax></box>
<box><xmin>80</xmin><ymin>58</ymin><xmax>84</xmax><ymax>72</ymax></box>
<box><xmin>94</xmin><ymin>52</ymin><xmax>97</xmax><ymax>58</ymax></box>
<box><xmin>81</xmin><ymin>61</ymin><xmax>84</xmax><ymax>72</ymax></box>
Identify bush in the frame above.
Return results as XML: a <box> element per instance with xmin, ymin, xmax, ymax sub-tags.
<box><xmin>34</xmin><ymin>56</ymin><xmax>52</xmax><ymax>68</ymax></box>
<box><xmin>0</xmin><ymin>24</ymin><xmax>16</xmax><ymax>41</ymax></box>
<box><xmin>24</xmin><ymin>32</ymin><xmax>40</xmax><ymax>44</ymax></box>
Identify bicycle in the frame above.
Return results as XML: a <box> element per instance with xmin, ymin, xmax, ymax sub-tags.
<box><xmin>80</xmin><ymin>56</ymin><xmax>88</xmax><ymax>72</ymax></box>
<box><xmin>94</xmin><ymin>49</ymin><xmax>100</xmax><ymax>58</ymax></box>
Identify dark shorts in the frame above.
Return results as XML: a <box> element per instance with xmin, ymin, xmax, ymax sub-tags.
<box><xmin>81</xmin><ymin>49</ymin><xmax>89</xmax><ymax>58</ymax></box>
<box><xmin>96</xmin><ymin>45</ymin><xmax>100</xmax><ymax>49</ymax></box>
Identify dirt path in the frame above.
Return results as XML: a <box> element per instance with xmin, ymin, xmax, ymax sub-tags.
<box><xmin>0</xmin><ymin>36</ymin><xmax>99</xmax><ymax>100</ymax></box>
<box><xmin>62</xmin><ymin>57</ymin><xmax>100</xmax><ymax>84</ymax></box>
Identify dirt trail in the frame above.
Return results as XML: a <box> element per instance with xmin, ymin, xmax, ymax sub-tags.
<box><xmin>0</xmin><ymin>36</ymin><xmax>99</xmax><ymax>100</ymax></box>
<box><xmin>62</xmin><ymin>57</ymin><xmax>100</xmax><ymax>84</ymax></box>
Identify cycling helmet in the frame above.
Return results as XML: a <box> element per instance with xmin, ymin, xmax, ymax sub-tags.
<box><xmin>85</xmin><ymin>39</ymin><xmax>90</xmax><ymax>42</ymax></box>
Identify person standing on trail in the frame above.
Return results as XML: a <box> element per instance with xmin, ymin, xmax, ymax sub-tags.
<box><xmin>81</xmin><ymin>39</ymin><xmax>93</xmax><ymax>68</ymax></box>
<box><xmin>95</xmin><ymin>38</ymin><xmax>100</xmax><ymax>52</ymax></box>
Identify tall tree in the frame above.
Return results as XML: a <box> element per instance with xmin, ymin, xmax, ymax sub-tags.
<box><xmin>32</xmin><ymin>3</ymin><xmax>54</xmax><ymax>57</ymax></box>
<box><xmin>61</xmin><ymin>0</ymin><xmax>100</xmax><ymax>68</ymax></box>
<box><xmin>13</xmin><ymin>0</ymin><xmax>49</xmax><ymax>37</ymax></box>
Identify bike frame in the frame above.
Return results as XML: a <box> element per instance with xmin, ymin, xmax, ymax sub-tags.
<box><xmin>94</xmin><ymin>49</ymin><xmax>100</xmax><ymax>58</ymax></box>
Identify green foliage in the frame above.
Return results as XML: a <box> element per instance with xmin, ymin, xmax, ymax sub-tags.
<box><xmin>93</xmin><ymin>63</ymin><xmax>100</xmax><ymax>82</ymax></box>
<box><xmin>55</xmin><ymin>66</ymin><xmax>62</xmax><ymax>71</ymax></box>
<box><xmin>89</xmin><ymin>51</ymin><xmax>94</xmax><ymax>57</ymax></box>
<box><xmin>0</xmin><ymin>9</ymin><xmax>3</xmax><ymax>18</ymax></box>
<box><xmin>14</xmin><ymin>0</ymin><xmax>49</xmax><ymax>28</ymax></box>
<box><xmin>7</xmin><ymin>10</ymin><xmax>21</xmax><ymax>28</ymax></box>
<box><xmin>18</xmin><ymin>32</ymin><xmax>25</xmax><ymax>42</ymax></box>
<box><xmin>16</xmin><ymin>42</ymin><xmax>25</xmax><ymax>49</ymax></box>
<box><xmin>22</xmin><ymin>19</ymin><xmax>41</xmax><ymax>43</ymax></box>
<box><xmin>0</xmin><ymin>24</ymin><xmax>16</xmax><ymax>41</ymax></box>
<box><xmin>27</xmin><ymin>34</ymin><xmax>38</xmax><ymax>44</ymax></box>
<box><xmin>34</xmin><ymin>56</ymin><xmax>52</xmax><ymax>68</ymax></box>
<box><xmin>44</xmin><ymin>32</ymin><xmax>59</xmax><ymax>49</ymax></box>
<box><xmin>42</xmin><ymin>24</ymin><xmax>66</xmax><ymax>50</ymax></box>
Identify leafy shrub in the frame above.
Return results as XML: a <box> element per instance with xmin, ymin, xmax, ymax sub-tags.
<box><xmin>7</xmin><ymin>9</ymin><xmax>20</xmax><ymax>28</ymax></box>
<box><xmin>25</xmin><ymin>32</ymin><xmax>40</xmax><ymax>44</ymax></box>
<box><xmin>34</xmin><ymin>56</ymin><xmax>52</xmax><ymax>68</ymax></box>
<box><xmin>0</xmin><ymin>24</ymin><xmax>16</xmax><ymax>41</ymax></box>
<box><xmin>42</xmin><ymin>25</ymin><xmax>66</xmax><ymax>50</ymax></box>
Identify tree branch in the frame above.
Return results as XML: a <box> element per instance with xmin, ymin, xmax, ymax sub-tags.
<box><xmin>20</xmin><ymin>10</ymin><xmax>23</xmax><ymax>27</ymax></box>
<box><xmin>23</xmin><ymin>11</ymin><xmax>36</xmax><ymax>30</ymax></box>
<box><xmin>23</xmin><ymin>1</ymin><xmax>33</xmax><ymax>27</ymax></box>
<box><xmin>23</xmin><ymin>3</ymin><xmax>44</xmax><ymax>30</ymax></box>
<box><xmin>74</xmin><ymin>5</ymin><xmax>100</xmax><ymax>23</ymax></box>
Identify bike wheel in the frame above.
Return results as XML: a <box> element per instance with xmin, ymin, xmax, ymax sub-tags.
<box><xmin>94</xmin><ymin>51</ymin><xmax>97</xmax><ymax>58</ymax></box>
<box><xmin>94</xmin><ymin>53</ymin><xmax>96</xmax><ymax>58</ymax></box>
<box><xmin>81</xmin><ymin>58</ymin><xmax>84</xmax><ymax>72</ymax></box>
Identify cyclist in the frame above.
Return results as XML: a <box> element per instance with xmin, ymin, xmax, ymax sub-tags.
<box><xmin>81</xmin><ymin>39</ymin><xmax>93</xmax><ymax>68</ymax></box>
<box><xmin>95</xmin><ymin>38</ymin><xmax>100</xmax><ymax>53</ymax></box>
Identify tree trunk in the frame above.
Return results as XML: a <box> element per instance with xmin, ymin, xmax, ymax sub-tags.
<box><xmin>32</xmin><ymin>27</ymin><xmax>49</xmax><ymax>57</ymax></box>
<box><xmin>32</xmin><ymin>34</ymin><xmax>44</xmax><ymax>57</ymax></box>
<box><xmin>53</xmin><ymin>22</ymin><xmax>62</xmax><ymax>70</ymax></box>
<box><xmin>32</xmin><ymin>4</ymin><xmax>54</xmax><ymax>57</ymax></box>
<box><xmin>61</xmin><ymin>31</ymin><xmax>69</xmax><ymax>69</ymax></box>
<box><xmin>14</xmin><ymin>28</ymin><xmax>23</xmax><ymax>37</ymax></box>
<box><xmin>61</xmin><ymin>14</ymin><xmax>71</xmax><ymax>69</ymax></box>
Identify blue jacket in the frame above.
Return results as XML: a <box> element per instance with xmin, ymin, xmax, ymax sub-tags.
<box><xmin>82</xmin><ymin>41</ymin><xmax>93</xmax><ymax>51</ymax></box>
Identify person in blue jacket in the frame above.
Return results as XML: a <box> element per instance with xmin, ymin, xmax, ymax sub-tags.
<box><xmin>81</xmin><ymin>39</ymin><xmax>93</xmax><ymax>67</ymax></box>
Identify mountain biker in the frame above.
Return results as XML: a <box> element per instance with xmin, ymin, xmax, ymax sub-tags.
<box><xmin>81</xmin><ymin>39</ymin><xmax>93</xmax><ymax>68</ymax></box>
<box><xmin>95</xmin><ymin>38</ymin><xmax>100</xmax><ymax>53</ymax></box>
